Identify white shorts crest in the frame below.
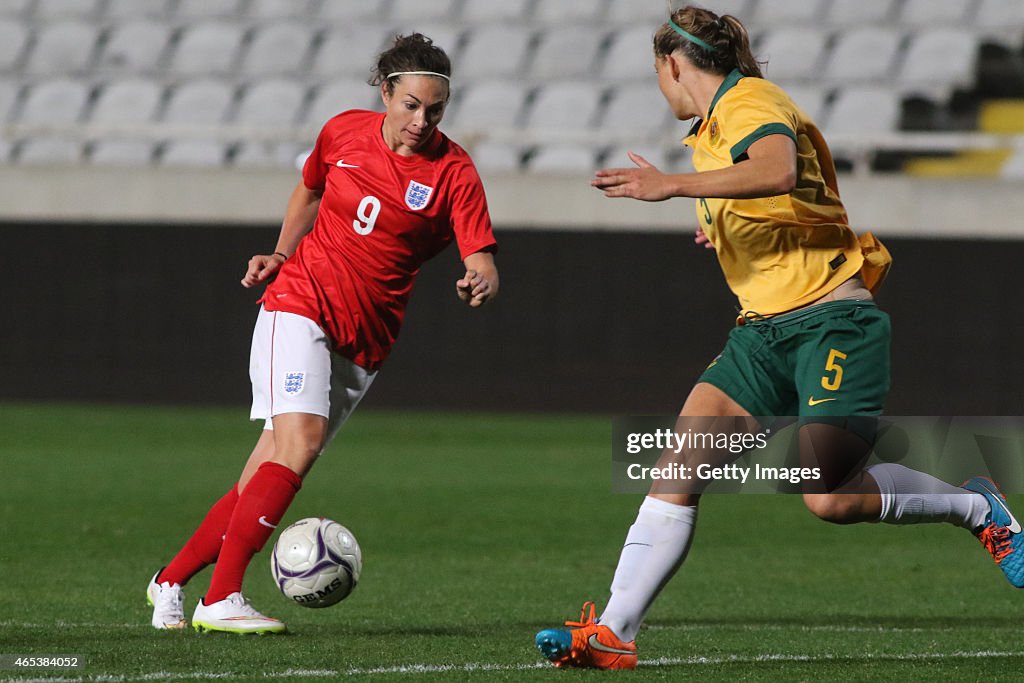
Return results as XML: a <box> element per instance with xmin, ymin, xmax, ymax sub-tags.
<box><xmin>405</xmin><ymin>180</ymin><xmax>434</xmax><ymax>211</ymax></box>
<box><xmin>283</xmin><ymin>372</ymin><xmax>305</xmax><ymax>396</ymax></box>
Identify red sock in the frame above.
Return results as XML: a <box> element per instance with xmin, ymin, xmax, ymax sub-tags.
<box><xmin>159</xmin><ymin>485</ymin><xmax>239</xmax><ymax>586</ymax></box>
<box><xmin>205</xmin><ymin>462</ymin><xmax>302</xmax><ymax>603</ymax></box>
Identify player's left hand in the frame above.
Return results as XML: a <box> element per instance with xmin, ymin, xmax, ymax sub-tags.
<box><xmin>456</xmin><ymin>269</ymin><xmax>493</xmax><ymax>307</ymax></box>
<box><xmin>592</xmin><ymin>152</ymin><xmax>673</xmax><ymax>202</ymax></box>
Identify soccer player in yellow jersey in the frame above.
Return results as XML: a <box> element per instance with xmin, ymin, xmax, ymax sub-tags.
<box><xmin>535</xmin><ymin>5</ymin><xmax>1024</xmax><ymax>671</ymax></box>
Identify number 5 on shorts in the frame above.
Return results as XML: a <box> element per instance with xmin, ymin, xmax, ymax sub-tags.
<box><xmin>821</xmin><ymin>348</ymin><xmax>847</xmax><ymax>391</ymax></box>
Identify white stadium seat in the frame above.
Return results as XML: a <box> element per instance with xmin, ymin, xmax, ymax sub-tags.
<box><xmin>95</xmin><ymin>20</ymin><xmax>172</xmax><ymax>73</ymax></box>
<box><xmin>776</xmin><ymin>84</ymin><xmax>830</xmax><ymax>124</ymax></box>
<box><xmin>167</xmin><ymin>21</ymin><xmax>245</xmax><ymax>76</ymax></box>
<box><xmin>758</xmin><ymin>27</ymin><xmax>830</xmax><ymax>82</ymax></box>
<box><xmin>711</xmin><ymin>0</ymin><xmax>753</xmax><ymax>21</ymax></box>
<box><xmin>160</xmin><ymin>140</ymin><xmax>227</xmax><ymax>167</ymax></box>
<box><xmin>898</xmin><ymin>28</ymin><xmax>979</xmax><ymax>95</ymax></box>
<box><xmin>528</xmin><ymin>25</ymin><xmax>608</xmax><ymax>80</ymax></box>
<box><xmin>824</xmin><ymin>86</ymin><xmax>901</xmax><ymax>136</ymax></box>
<box><xmin>825</xmin><ymin>0</ymin><xmax>898</xmax><ymax>26</ymax></box>
<box><xmin>523</xmin><ymin>81</ymin><xmax>604</xmax><ymax>131</ymax></box>
<box><xmin>533</xmin><ymin>0</ymin><xmax>606</xmax><ymax>24</ymax></box>
<box><xmin>238</xmin><ymin>22</ymin><xmax>315</xmax><ymax>77</ymax></box>
<box><xmin>175</xmin><ymin>0</ymin><xmax>244</xmax><ymax>19</ymax></box>
<box><xmin>442</xmin><ymin>80</ymin><xmax>530</xmax><ymax>131</ymax></box>
<box><xmin>748</xmin><ymin>0</ymin><xmax>827</xmax><ymax>26</ymax></box>
<box><xmin>304</xmin><ymin>79</ymin><xmax>381</xmax><ymax>127</ymax></box>
<box><xmin>602</xmin><ymin>25</ymin><xmax>658</xmax><ymax>82</ymax></box>
<box><xmin>605</xmin><ymin>1</ymin><xmax>666</xmax><ymax>26</ymax></box>
<box><xmin>0</xmin><ymin>78</ymin><xmax>17</xmax><ymax>122</ymax></box>
<box><xmin>823</xmin><ymin>27</ymin><xmax>904</xmax><ymax>85</ymax></box>
<box><xmin>458</xmin><ymin>25</ymin><xmax>534</xmax><ymax>81</ymax></box>
<box><xmin>17</xmin><ymin>78</ymin><xmax>90</xmax><ymax>124</ymax></box>
<box><xmin>467</xmin><ymin>141</ymin><xmax>523</xmax><ymax>173</ymax></box>
<box><xmin>0</xmin><ymin>0</ymin><xmax>32</xmax><ymax>16</ymax></box>
<box><xmin>233</xmin><ymin>141</ymin><xmax>303</xmax><ymax>168</ymax></box>
<box><xmin>0</xmin><ymin>19</ymin><xmax>28</xmax><ymax>71</ymax></box>
<box><xmin>89</xmin><ymin>139</ymin><xmax>156</xmax><ymax>165</ymax></box>
<box><xmin>104</xmin><ymin>0</ymin><xmax>172</xmax><ymax>20</ymax></box>
<box><xmin>162</xmin><ymin>79</ymin><xmax>235</xmax><ymax>124</ymax></box>
<box><xmin>33</xmin><ymin>0</ymin><xmax>102</xmax><ymax>19</ymax></box>
<box><xmin>460</xmin><ymin>0</ymin><xmax>531</xmax><ymax>24</ymax></box>
<box><xmin>89</xmin><ymin>78</ymin><xmax>163</xmax><ymax>125</ymax></box>
<box><xmin>246</xmin><ymin>0</ymin><xmax>313</xmax><ymax>20</ymax></box>
<box><xmin>527</xmin><ymin>144</ymin><xmax>598</xmax><ymax>174</ymax></box>
<box><xmin>23</xmin><ymin>21</ymin><xmax>100</xmax><ymax>75</ymax></box>
<box><xmin>599</xmin><ymin>83</ymin><xmax>672</xmax><ymax>138</ymax></box>
<box><xmin>310</xmin><ymin>25</ymin><xmax>393</xmax><ymax>80</ymax></box>
<box><xmin>317</xmin><ymin>0</ymin><xmax>388</xmax><ymax>22</ymax></box>
<box><xmin>900</xmin><ymin>0</ymin><xmax>976</xmax><ymax>26</ymax></box>
<box><xmin>233</xmin><ymin>79</ymin><xmax>306</xmax><ymax>127</ymax></box>
<box><xmin>0</xmin><ymin>136</ymin><xmax>11</xmax><ymax>162</ymax></box>
<box><xmin>973</xmin><ymin>0</ymin><xmax>1024</xmax><ymax>44</ymax></box>
<box><xmin>388</xmin><ymin>0</ymin><xmax>459</xmax><ymax>23</ymax></box>
<box><xmin>601</xmin><ymin>144</ymin><xmax>671</xmax><ymax>173</ymax></box>
<box><xmin>18</xmin><ymin>136</ymin><xmax>83</xmax><ymax>164</ymax></box>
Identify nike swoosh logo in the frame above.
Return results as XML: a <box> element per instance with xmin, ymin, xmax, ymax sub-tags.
<box><xmin>335</xmin><ymin>160</ymin><xmax>359</xmax><ymax>168</ymax></box>
<box><xmin>258</xmin><ymin>516</ymin><xmax>277</xmax><ymax>529</ymax></box>
<box><xmin>984</xmin><ymin>484</ymin><xmax>1023</xmax><ymax>533</ymax></box>
<box><xmin>807</xmin><ymin>396</ymin><xmax>838</xmax><ymax>406</ymax></box>
<box><xmin>587</xmin><ymin>633</ymin><xmax>635</xmax><ymax>656</ymax></box>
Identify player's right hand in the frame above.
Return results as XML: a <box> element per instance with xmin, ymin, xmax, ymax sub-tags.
<box><xmin>241</xmin><ymin>253</ymin><xmax>285</xmax><ymax>288</ymax></box>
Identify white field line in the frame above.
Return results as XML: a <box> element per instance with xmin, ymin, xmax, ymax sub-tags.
<box><xmin>1</xmin><ymin>620</ymin><xmax>1000</xmax><ymax>633</ymax></box>
<box><xmin>5</xmin><ymin>651</ymin><xmax>1024</xmax><ymax>682</ymax></box>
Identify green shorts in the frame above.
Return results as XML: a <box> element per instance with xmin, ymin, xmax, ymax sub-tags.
<box><xmin>699</xmin><ymin>300</ymin><xmax>891</xmax><ymax>419</ymax></box>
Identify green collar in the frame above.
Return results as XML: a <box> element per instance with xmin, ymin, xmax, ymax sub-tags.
<box><xmin>707</xmin><ymin>68</ymin><xmax>744</xmax><ymax>119</ymax></box>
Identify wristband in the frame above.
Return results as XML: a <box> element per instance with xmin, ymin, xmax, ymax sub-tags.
<box><xmin>273</xmin><ymin>251</ymin><xmax>289</xmax><ymax>261</ymax></box>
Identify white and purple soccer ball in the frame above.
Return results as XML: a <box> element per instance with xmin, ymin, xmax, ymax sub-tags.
<box><xmin>271</xmin><ymin>517</ymin><xmax>362</xmax><ymax>608</ymax></box>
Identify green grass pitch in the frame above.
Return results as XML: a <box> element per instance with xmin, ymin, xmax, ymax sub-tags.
<box><xmin>1</xmin><ymin>403</ymin><xmax>1023</xmax><ymax>682</ymax></box>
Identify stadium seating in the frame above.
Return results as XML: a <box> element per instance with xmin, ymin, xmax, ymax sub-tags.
<box><xmin>0</xmin><ymin>0</ymin><xmax>1016</xmax><ymax>174</ymax></box>
<box><xmin>0</xmin><ymin>19</ymin><xmax>28</xmax><ymax>72</ymax></box>
<box><xmin>103</xmin><ymin>0</ymin><xmax>172</xmax><ymax>19</ymax></box>
<box><xmin>527</xmin><ymin>143</ymin><xmax>598</xmax><ymax>173</ymax></box>
<box><xmin>23</xmin><ymin>20</ymin><xmax>100</xmax><ymax>76</ymax></box>
<box><xmin>89</xmin><ymin>78</ymin><xmax>163</xmax><ymax>125</ymax></box>
<box><xmin>167</xmin><ymin>21</ymin><xmax>245</xmax><ymax>76</ymax></box>
<box><xmin>160</xmin><ymin>139</ymin><xmax>227</xmax><ymax>167</ymax></box>
<box><xmin>162</xmin><ymin>79</ymin><xmax>235</xmax><ymax>125</ymax></box>
<box><xmin>528</xmin><ymin>25</ymin><xmax>608</xmax><ymax>80</ymax></box>
<box><xmin>758</xmin><ymin>27</ymin><xmax>830</xmax><ymax>82</ymax></box>
<box><xmin>18</xmin><ymin>136</ymin><xmax>83</xmax><ymax>163</ymax></box>
<box><xmin>96</xmin><ymin>20</ymin><xmax>172</xmax><ymax>74</ymax></box>
<box><xmin>465</xmin><ymin>141</ymin><xmax>524</xmax><ymax>173</ymax></box>
<box><xmin>238</xmin><ymin>22</ymin><xmax>315</xmax><ymax>77</ymax></box>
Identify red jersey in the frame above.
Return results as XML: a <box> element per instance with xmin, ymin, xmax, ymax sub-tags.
<box><xmin>261</xmin><ymin>110</ymin><xmax>497</xmax><ymax>371</ymax></box>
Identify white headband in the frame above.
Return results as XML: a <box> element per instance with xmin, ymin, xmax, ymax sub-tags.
<box><xmin>386</xmin><ymin>71</ymin><xmax>451</xmax><ymax>81</ymax></box>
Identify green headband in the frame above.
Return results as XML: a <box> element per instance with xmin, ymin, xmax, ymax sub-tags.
<box><xmin>668</xmin><ymin>18</ymin><xmax>718</xmax><ymax>53</ymax></box>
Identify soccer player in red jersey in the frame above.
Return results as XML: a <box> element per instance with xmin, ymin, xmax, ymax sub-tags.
<box><xmin>147</xmin><ymin>34</ymin><xmax>499</xmax><ymax>633</ymax></box>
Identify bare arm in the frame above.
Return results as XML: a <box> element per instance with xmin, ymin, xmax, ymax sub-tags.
<box><xmin>456</xmin><ymin>251</ymin><xmax>499</xmax><ymax>308</ymax></box>
<box><xmin>592</xmin><ymin>135</ymin><xmax>798</xmax><ymax>202</ymax></box>
<box><xmin>241</xmin><ymin>181</ymin><xmax>324</xmax><ymax>288</ymax></box>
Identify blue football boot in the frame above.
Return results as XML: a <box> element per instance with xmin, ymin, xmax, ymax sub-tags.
<box><xmin>963</xmin><ymin>477</ymin><xmax>1024</xmax><ymax>588</ymax></box>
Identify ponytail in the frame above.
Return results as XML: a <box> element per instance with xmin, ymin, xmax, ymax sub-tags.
<box><xmin>654</xmin><ymin>6</ymin><xmax>763</xmax><ymax>78</ymax></box>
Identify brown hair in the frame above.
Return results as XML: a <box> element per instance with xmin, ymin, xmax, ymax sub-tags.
<box><xmin>653</xmin><ymin>6</ymin><xmax>763</xmax><ymax>78</ymax></box>
<box><xmin>369</xmin><ymin>33</ymin><xmax>452</xmax><ymax>95</ymax></box>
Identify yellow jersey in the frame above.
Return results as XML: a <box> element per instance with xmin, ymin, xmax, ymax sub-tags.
<box><xmin>683</xmin><ymin>70</ymin><xmax>877</xmax><ymax>315</ymax></box>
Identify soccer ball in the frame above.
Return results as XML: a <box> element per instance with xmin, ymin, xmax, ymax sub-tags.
<box><xmin>271</xmin><ymin>517</ymin><xmax>362</xmax><ymax>608</ymax></box>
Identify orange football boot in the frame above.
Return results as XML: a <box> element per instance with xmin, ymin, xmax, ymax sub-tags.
<box><xmin>535</xmin><ymin>601</ymin><xmax>637</xmax><ymax>670</ymax></box>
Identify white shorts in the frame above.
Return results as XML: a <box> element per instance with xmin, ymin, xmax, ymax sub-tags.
<box><xmin>249</xmin><ymin>306</ymin><xmax>376</xmax><ymax>443</ymax></box>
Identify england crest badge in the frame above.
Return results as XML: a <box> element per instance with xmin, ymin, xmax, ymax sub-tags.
<box><xmin>404</xmin><ymin>180</ymin><xmax>434</xmax><ymax>211</ymax></box>
<box><xmin>283</xmin><ymin>372</ymin><xmax>305</xmax><ymax>396</ymax></box>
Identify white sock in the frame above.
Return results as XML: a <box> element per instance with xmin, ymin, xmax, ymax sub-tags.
<box><xmin>867</xmin><ymin>463</ymin><xmax>989</xmax><ymax>530</ymax></box>
<box><xmin>598</xmin><ymin>496</ymin><xmax>697</xmax><ymax>643</ymax></box>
